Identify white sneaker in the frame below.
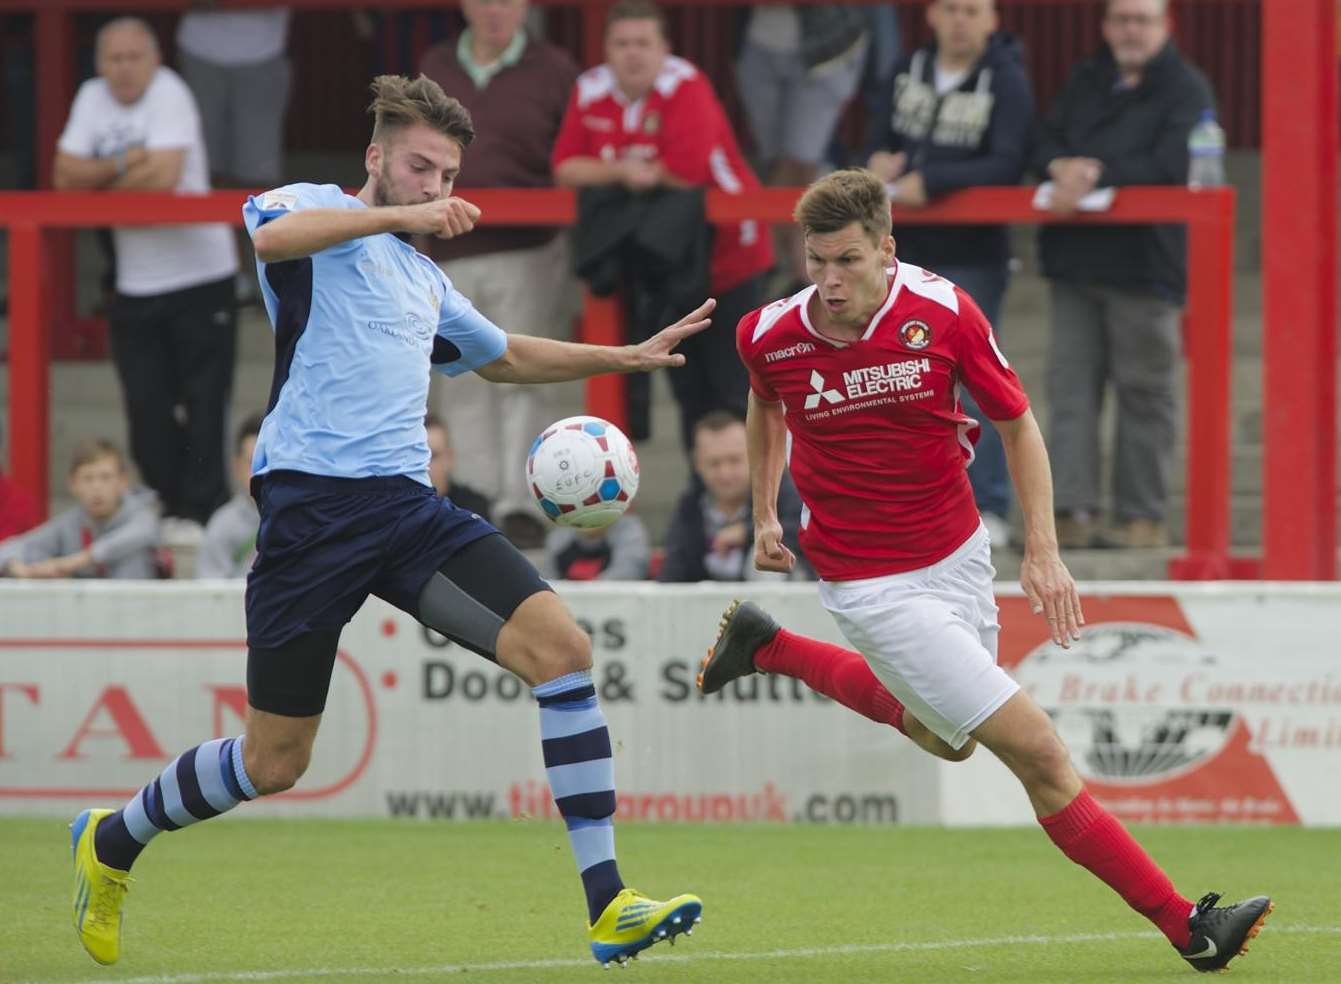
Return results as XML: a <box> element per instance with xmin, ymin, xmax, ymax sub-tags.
<box><xmin>980</xmin><ymin>512</ymin><xmax>1011</xmax><ymax>550</ymax></box>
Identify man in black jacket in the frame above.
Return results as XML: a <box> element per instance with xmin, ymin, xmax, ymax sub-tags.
<box><xmin>658</xmin><ymin>410</ymin><xmax>806</xmax><ymax>582</ymax></box>
<box><xmin>866</xmin><ymin>0</ymin><xmax>1034</xmax><ymax>548</ymax></box>
<box><xmin>1033</xmin><ymin>0</ymin><xmax>1213</xmax><ymax>549</ymax></box>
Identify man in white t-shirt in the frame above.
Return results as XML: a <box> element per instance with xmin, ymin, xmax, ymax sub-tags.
<box><xmin>54</xmin><ymin>17</ymin><xmax>239</xmax><ymax>530</ymax></box>
<box><xmin>176</xmin><ymin>7</ymin><xmax>291</xmax><ymax>186</ymax></box>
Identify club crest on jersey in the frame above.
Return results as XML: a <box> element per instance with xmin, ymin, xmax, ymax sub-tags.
<box><xmin>899</xmin><ymin>319</ymin><xmax>933</xmax><ymax>350</ymax></box>
<box><xmin>643</xmin><ymin>111</ymin><xmax>661</xmax><ymax>135</ymax></box>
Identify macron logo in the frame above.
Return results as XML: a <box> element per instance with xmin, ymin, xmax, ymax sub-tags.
<box><xmin>803</xmin><ymin>370</ymin><xmax>844</xmax><ymax>410</ymax></box>
<box><xmin>764</xmin><ymin>341</ymin><xmax>816</xmax><ymax>363</ymax></box>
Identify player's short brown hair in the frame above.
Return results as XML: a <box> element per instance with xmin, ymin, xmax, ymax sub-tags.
<box><xmin>793</xmin><ymin>169</ymin><xmax>892</xmax><ymax>245</ymax></box>
<box><xmin>606</xmin><ymin>0</ymin><xmax>669</xmax><ymax>38</ymax></box>
<box><xmin>367</xmin><ymin>74</ymin><xmax>475</xmax><ymax>148</ymax></box>
<box><xmin>68</xmin><ymin>438</ymin><xmax>125</xmax><ymax>475</ymax></box>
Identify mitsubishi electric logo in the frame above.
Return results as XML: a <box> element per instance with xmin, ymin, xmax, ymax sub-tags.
<box><xmin>803</xmin><ymin>370</ymin><xmax>844</xmax><ymax>409</ymax></box>
<box><xmin>803</xmin><ymin>361</ymin><xmax>934</xmax><ymax>411</ymax></box>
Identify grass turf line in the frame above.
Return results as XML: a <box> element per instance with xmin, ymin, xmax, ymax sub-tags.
<box><xmin>5</xmin><ymin>819</ymin><xmax>1339</xmax><ymax>983</ymax></box>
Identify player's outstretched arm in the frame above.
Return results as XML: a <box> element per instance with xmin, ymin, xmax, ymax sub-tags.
<box><xmin>474</xmin><ymin>299</ymin><xmax>715</xmax><ymax>384</ymax></box>
<box><xmin>996</xmin><ymin>409</ymin><xmax>1084</xmax><ymax>647</ymax></box>
<box><xmin>747</xmin><ymin>392</ymin><xmax>796</xmax><ymax>574</ymax></box>
<box><xmin>251</xmin><ymin>198</ymin><xmax>481</xmax><ymax>263</ymax></box>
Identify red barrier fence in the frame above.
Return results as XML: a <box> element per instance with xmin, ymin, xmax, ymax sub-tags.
<box><xmin>2</xmin><ymin>186</ymin><xmax>1244</xmax><ymax>579</ymax></box>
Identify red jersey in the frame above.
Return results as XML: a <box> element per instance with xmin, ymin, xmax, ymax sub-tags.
<box><xmin>737</xmin><ymin>262</ymin><xmax>1029</xmax><ymax>580</ymax></box>
<box><xmin>551</xmin><ymin>56</ymin><xmax>773</xmax><ymax>294</ymax></box>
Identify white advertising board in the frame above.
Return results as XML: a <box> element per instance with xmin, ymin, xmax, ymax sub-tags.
<box><xmin>1</xmin><ymin>582</ymin><xmax>1338</xmax><ymax>826</ymax></box>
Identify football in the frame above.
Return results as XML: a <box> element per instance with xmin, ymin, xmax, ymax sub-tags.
<box><xmin>526</xmin><ymin>415</ymin><xmax>639</xmax><ymax>529</ymax></box>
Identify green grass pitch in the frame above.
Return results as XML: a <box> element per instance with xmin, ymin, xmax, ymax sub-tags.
<box><xmin>5</xmin><ymin>819</ymin><xmax>1339</xmax><ymax>983</ymax></box>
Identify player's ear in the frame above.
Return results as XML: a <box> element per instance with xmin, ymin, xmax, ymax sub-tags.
<box><xmin>882</xmin><ymin>234</ymin><xmax>897</xmax><ymax>265</ymax></box>
<box><xmin>365</xmin><ymin>142</ymin><xmax>383</xmax><ymax>180</ymax></box>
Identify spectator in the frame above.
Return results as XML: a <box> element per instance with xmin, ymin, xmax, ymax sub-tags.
<box><xmin>0</xmin><ymin>439</ymin><xmax>160</xmax><ymax>579</ymax></box>
<box><xmin>0</xmin><ymin>431</ymin><xmax>40</xmax><ymax>541</ymax></box>
<box><xmin>866</xmin><ymin>0</ymin><xmax>1034</xmax><ymax>548</ymax></box>
<box><xmin>419</xmin><ymin>0</ymin><xmax>578</xmax><ymax>549</ymax></box>
<box><xmin>176</xmin><ymin>7</ymin><xmax>291</xmax><ymax>187</ymax></box>
<box><xmin>545</xmin><ymin>517</ymin><xmax>651</xmax><ymax>580</ymax></box>
<box><xmin>736</xmin><ymin>5</ymin><xmax>868</xmax><ymax>293</ymax></box>
<box><xmin>3</xmin><ymin>15</ymin><xmax>36</xmax><ymax>189</ymax></box>
<box><xmin>848</xmin><ymin>4</ymin><xmax>904</xmax><ymax>167</ymax></box>
<box><xmin>658</xmin><ymin>411</ymin><xmax>807</xmax><ymax>583</ymax></box>
<box><xmin>353</xmin><ymin>8</ymin><xmax>458</xmax><ymax>77</ymax></box>
<box><xmin>552</xmin><ymin>0</ymin><xmax>774</xmax><ymax>451</ymax></box>
<box><xmin>197</xmin><ymin>415</ymin><xmax>263</xmax><ymax>579</ymax></box>
<box><xmin>1033</xmin><ymin>0</ymin><xmax>1213</xmax><ymax>548</ymax></box>
<box><xmin>53</xmin><ymin>17</ymin><xmax>239</xmax><ymax>535</ymax></box>
<box><xmin>425</xmin><ymin>414</ymin><xmax>494</xmax><ymax>525</ymax></box>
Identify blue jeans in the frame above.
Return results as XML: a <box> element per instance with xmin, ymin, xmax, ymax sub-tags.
<box><xmin>935</xmin><ymin>263</ymin><xmax>1011</xmax><ymax>519</ymax></box>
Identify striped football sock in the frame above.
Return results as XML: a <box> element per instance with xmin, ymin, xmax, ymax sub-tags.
<box><xmin>93</xmin><ymin>736</ymin><xmax>258</xmax><ymax>871</ymax></box>
<box><xmin>534</xmin><ymin>670</ymin><xmax>625</xmax><ymax>923</ymax></box>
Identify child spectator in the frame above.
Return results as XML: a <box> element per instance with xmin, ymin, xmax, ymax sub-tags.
<box><xmin>657</xmin><ymin>411</ymin><xmax>809</xmax><ymax>582</ymax></box>
<box><xmin>545</xmin><ymin>517</ymin><xmax>651</xmax><ymax>580</ymax></box>
<box><xmin>197</xmin><ymin>415</ymin><xmax>262</xmax><ymax>578</ymax></box>
<box><xmin>0</xmin><ymin>438</ymin><xmax>160</xmax><ymax>579</ymax></box>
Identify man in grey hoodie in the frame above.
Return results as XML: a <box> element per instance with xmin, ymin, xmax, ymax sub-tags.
<box><xmin>0</xmin><ymin>438</ymin><xmax>161</xmax><ymax>579</ymax></box>
<box><xmin>866</xmin><ymin>0</ymin><xmax>1035</xmax><ymax>548</ymax></box>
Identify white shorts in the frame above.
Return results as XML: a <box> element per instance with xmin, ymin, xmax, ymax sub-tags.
<box><xmin>818</xmin><ymin>523</ymin><xmax>1019</xmax><ymax>750</ymax></box>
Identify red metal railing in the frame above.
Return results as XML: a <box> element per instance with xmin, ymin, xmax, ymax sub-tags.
<box><xmin>6</xmin><ymin>0</ymin><xmax>1334</xmax><ymax>579</ymax></box>
<box><xmin>1</xmin><ymin>186</ymin><xmax>1238</xmax><ymax>579</ymax></box>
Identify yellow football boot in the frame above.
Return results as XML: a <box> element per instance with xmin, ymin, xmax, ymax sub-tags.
<box><xmin>70</xmin><ymin>808</ymin><xmax>131</xmax><ymax>965</ymax></box>
<box><xmin>588</xmin><ymin>888</ymin><xmax>702</xmax><ymax>967</ymax></box>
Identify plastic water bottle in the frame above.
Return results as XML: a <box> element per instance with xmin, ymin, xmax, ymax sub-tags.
<box><xmin>1187</xmin><ymin>109</ymin><xmax>1226</xmax><ymax>189</ymax></box>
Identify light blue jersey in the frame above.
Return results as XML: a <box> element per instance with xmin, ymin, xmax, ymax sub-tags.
<box><xmin>242</xmin><ymin>183</ymin><xmax>508</xmax><ymax>483</ymax></box>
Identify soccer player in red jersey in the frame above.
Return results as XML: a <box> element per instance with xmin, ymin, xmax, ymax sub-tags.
<box><xmin>698</xmin><ymin>169</ymin><xmax>1270</xmax><ymax>973</ymax></box>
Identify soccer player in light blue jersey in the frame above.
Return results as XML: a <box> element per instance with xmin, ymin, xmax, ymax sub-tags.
<box><xmin>69</xmin><ymin>74</ymin><xmax>712</xmax><ymax>969</ymax></box>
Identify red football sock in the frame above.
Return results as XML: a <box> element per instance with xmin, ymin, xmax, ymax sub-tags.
<box><xmin>754</xmin><ymin>628</ymin><xmax>906</xmax><ymax>734</ymax></box>
<box><xmin>1040</xmin><ymin>789</ymin><xmax>1193</xmax><ymax>948</ymax></box>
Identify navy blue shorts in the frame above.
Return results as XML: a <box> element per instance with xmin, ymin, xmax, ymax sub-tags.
<box><xmin>245</xmin><ymin>470</ymin><xmax>496</xmax><ymax>650</ymax></box>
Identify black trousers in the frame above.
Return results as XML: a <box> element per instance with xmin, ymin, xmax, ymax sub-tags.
<box><xmin>109</xmin><ymin>275</ymin><xmax>237</xmax><ymax>523</ymax></box>
<box><xmin>665</xmin><ymin>275</ymin><xmax>761</xmax><ymax>451</ymax></box>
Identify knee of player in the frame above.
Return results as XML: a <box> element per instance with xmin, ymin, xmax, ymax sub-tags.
<box><xmin>245</xmin><ymin>749</ymin><xmax>311</xmax><ymax>796</ymax></box>
<box><xmin>1021</xmin><ymin>731</ymin><xmax>1072</xmax><ymax>781</ymax></box>
<box><xmin>943</xmin><ymin>738</ymin><xmax>977</xmax><ymax>763</ymax></box>
<box><xmin>533</xmin><ymin>623</ymin><xmax>593</xmax><ymax>679</ymax></box>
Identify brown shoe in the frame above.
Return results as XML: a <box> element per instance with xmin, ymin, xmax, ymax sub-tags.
<box><xmin>1094</xmin><ymin>518</ymin><xmax>1169</xmax><ymax>549</ymax></box>
<box><xmin>1055</xmin><ymin>512</ymin><xmax>1096</xmax><ymax>549</ymax></box>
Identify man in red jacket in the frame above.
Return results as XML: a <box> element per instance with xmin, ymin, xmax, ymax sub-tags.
<box><xmin>552</xmin><ymin>0</ymin><xmax>773</xmax><ymax>449</ymax></box>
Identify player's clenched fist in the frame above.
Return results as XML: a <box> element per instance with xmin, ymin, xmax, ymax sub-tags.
<box><xmin>400</xmin><ymin>197</ymin><xmax>481</xmax><ymax>238</ymax></box>
<box><xmin>752</xmin><ymin>518</ymin><xmax>796</xmax><ymax>574</ymax></box>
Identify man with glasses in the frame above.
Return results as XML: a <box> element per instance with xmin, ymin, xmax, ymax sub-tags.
<box><xmin>1033</xmin><ymin>0</ymin><xmax>1213</xmax><ymax>550</ymax></box>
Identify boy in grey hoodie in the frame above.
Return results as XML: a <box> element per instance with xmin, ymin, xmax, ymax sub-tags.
<box><xmin>196</xmin><ymin>415</ymin><xmax>262</xmax><ymax>579</ymax></box>
<box><xmin>0</xmin><ymin>438</ymin><xmax>161</xmax><ymax>579</ymax></box>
